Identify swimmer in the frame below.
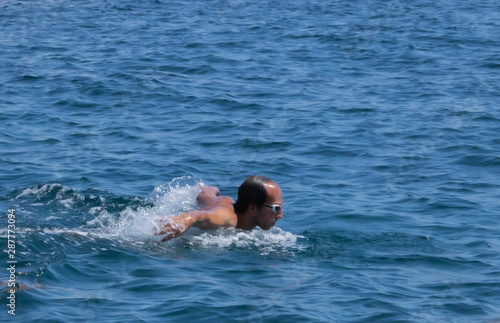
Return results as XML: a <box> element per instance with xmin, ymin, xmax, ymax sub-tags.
<box><xmin>154</xmin><ymin>175</ymin><xmax>283</xmax><ymax>242</ymax></box>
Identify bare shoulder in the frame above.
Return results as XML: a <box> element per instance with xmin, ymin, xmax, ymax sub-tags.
<box><xmin>214</xmin><ymin>196</ymin><xmax>235</xmax><ymax>204</ymax></box>
<box><xmin>200</xmin><ymin>194</ymin><xmax>234</xmax><ymax>209</ymax></box>
<box><xmin>200</xmin><ymin>185</ymin><xmax>220</xmax><ymax>195</ymax></box>
<box><xmin>196</xmin><ymin>185</ymin><xmax>221</xmax><ymax>208</ymax></box>
<box><xmin>194</xmin><ymin>198</ymin><xmax>237</xmax><ymax>229</ymax></box>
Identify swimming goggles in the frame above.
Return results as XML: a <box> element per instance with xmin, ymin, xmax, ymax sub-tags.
<box><xmin>263</xmin><ymin>203</ymin><xmax>282</xmax><ymax>213</ymax></box>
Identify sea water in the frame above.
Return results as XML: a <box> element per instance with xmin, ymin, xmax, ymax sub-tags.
<box><xmin>1</xmin><ymin>0</ymin><xmax>500</xmax><ymax>322</ymax></box>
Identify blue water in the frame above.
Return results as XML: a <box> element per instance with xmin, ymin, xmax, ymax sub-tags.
<box><xmin>1</xmin><ymin>0</ymin><xmax>500</xmax><ymax>322</ymax></box>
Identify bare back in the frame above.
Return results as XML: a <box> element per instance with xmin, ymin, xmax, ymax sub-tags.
<box><xmin>193</xmin><ymin>187</ymin><xmax>238</xmax><ymax>229</ymax></box>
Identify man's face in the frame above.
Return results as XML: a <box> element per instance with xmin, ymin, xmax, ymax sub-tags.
<box><xmin>257</xmin><ymin>183</ymin><xmax>283</xmax><ymax>230</ymax></box>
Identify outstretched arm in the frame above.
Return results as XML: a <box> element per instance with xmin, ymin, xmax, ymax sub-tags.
<box><xmin>153</xmin><ymin>205</ymin><xmax>236</xmax><ymax>242</ymax></box>
<box><xmin>154</xmin><ymin>210</ymin><xmax>206</xmax><ymax>242</ymax></box>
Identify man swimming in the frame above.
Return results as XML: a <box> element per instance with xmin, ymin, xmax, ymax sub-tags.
<box><xmin>153</xmin><ymin>175</ymin><xmax>284</xmax><ymax>242</ymax></box>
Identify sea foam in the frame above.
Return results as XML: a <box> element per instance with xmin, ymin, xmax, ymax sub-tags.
<box><xmin>85</xmin><ymin>177</ymin><xmax>203</xmax><ymax>242</ymax></box>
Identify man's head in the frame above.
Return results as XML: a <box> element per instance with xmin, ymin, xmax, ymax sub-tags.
<box><xmin>233</xmin><ymin>175</ymin><xmax>283</xmax><ymax>230</ymax></box>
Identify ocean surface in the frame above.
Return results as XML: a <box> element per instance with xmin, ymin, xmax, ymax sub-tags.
<box><xmin>1</xmin><ymin>0</ymin><xmax>500</xmax><ymax>322</ymax></box>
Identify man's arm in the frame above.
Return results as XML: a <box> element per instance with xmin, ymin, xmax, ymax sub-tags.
<box><xmin>154</xmin><ymin>210</ymin><xmax>206</xmax><ymax>242</ymax></box>
<box><xmin>154</xmin><ymin>206</ymin><xmax>236</xmax><ymax>242</ymax></box>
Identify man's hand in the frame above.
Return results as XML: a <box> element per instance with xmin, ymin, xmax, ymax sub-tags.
<box><xmin>153</xmin><ymin>213</ymin><xmax>197</xmax><ymax>242</ymax></box>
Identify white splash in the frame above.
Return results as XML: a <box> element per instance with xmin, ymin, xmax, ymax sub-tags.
<box><xmin>85</xmin><ymin>177</ymin><xmax>203</xmax><ymax>243</ymax></box>
<box><xmin>188</xmin><ymin>227</ymin><xmax>304</xmax><ymax>255</ymax></box>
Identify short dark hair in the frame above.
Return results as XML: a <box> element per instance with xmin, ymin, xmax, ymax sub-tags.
<box><xmin>233</xmin><ymin>175</ymin><xmax>274</xmax><ymax>214</ymax></box>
